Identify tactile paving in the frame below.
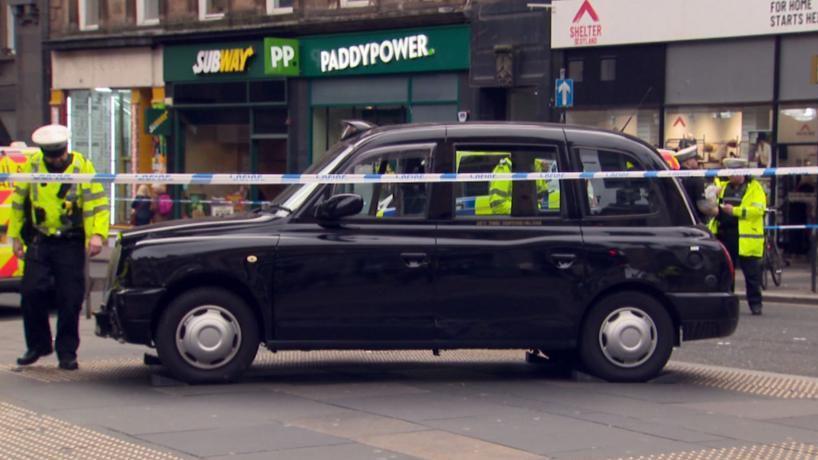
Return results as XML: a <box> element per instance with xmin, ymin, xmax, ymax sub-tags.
<box><xmin>4</xmin><ymin>351</ymin><xmax>818</xmax><ymax>401</ymax></box>
<box><xmin>614</xmin><ymin>441</ymin><xmax>818</xmax><ymax>460</ymax></box>
<box><xmin>0</xmin><ymin>402</ymin><xmax>180</xmax><ymax>460</ymax></box>
<box><xmin>666</xmin><ymin>362</ymin><xmax>818</xmax><ymax>399</ymax></box>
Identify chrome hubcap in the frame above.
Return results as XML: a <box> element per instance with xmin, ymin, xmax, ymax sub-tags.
<box><xmin>176</xmin><ymin>305</ymin><xmax>241</xmax><ymax>370</ymax></box>
<box><xmin>598</xmin><ymin>307</ymin><xmax>657</xmax><ymax>368</ymax></box>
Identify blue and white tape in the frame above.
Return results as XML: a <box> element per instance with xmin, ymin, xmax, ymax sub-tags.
<box><xmin>0</xmin><ymin>166</ymin><xmax>816</xmax><ymax>185</ymax></box>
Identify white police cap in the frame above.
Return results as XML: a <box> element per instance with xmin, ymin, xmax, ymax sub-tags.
<box><xmin>723</xmin><ymin>157</ymin><xmax>748</xmax><ymax>169</ymax></box>
<box><xmin>31</xmin><ymin>124</ymin><xmax>70</xmax><ymax>150</ymax></box>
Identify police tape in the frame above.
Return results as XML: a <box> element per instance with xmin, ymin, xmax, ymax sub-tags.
<box><xmin>0</xmin><ymin>166</ymin><xmax>816</xmax><ymax>185</ymax></box>
<box><xmin>766</xmin><ymin>225</ymin><xmax>818</xmax><ymax>231</ymax></box>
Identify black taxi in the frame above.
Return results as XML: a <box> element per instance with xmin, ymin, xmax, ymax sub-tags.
<box><xmin>96</xmin><ymin>122</ymin><xmax>738</xmax><ymax>383</ymax></box>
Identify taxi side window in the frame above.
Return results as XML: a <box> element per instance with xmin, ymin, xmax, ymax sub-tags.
<box><xmin>453</xmin><ymin>147</ymin><xmax>561</xmax><ymax>218</ymax></box>
<box><xmin>332</xmin><ymin>147</ymin><xmax>432</xmax><ymax>219</ymax></box>
<box><xmin>579</xmin><ymin>148</ymin><xmax>659</xmax><ymax>216</ymax></box>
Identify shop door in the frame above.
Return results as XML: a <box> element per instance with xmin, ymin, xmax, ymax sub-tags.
<box><xmin>253</xmin><ymin>138</ymin><xmax>288</xmax><ymax>204</ymax></box>
<box><xmin>779</xmin><ymin>145</ymin><xmax>818</xmax><ymax>255</ymax></box>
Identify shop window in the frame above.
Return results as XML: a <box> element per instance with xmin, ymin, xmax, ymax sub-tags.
<box><xmin>600</xmin><ymin>57</ymin><xmax>616</xmax><ymax>82</ymax></box>
<box><xmin>253</xmin><ymin>108</ymin><xmax>288</xmax><ymax>135</ymax></box>
<box><xmin>182</xmin><ymin>108</ymin><xmax>250</xmax><ymax>214</ymax></box>
<box><xmin>340</xmin><ymin>0</ymin><xmax>369</xmax><ymax>8</ymax></box>
<box><xmin>454</xmin><ymin>147</ymin><xmax>561</xmax><ymax>218</ymax></box>
<box><xmin>174</xmin><ymin>82</ymin><xmax>246</xmax><ymax>104</ymax></box>
<box><xmin>199</xmin><ymin>0</ymin><xmax>226</xmax><ymax>20</ymax></box>
<box><xmin>79</xmin><ymin>0</ymin><xmax>99</xmax><ymax>31</ymax></box>
<box><xmin>67</xmin><ymin>90</ymin><xmax>132</xmax><ymax>225</ymax></box>
<box><xmin>332</xmin><ymin>146</ymin><xmax>433</xmax><ymax>219</ymax></box>
<box><xmin>249</xmin><ymin>80</ymin><xmax>286</xmax><ymax>103</ymax></box>
<box><xmin>412</xmin><ymin>104</ymin><xmax>457</xmax><ymax>123</ymax></box>
<box><xmin>266</xmin><ymin>0</ymin><xmax>293</xmax><ymax>14</ymax></box>
<box><xmin>579</xmin><ymin>148</ymin><xmax>658</xmax><ymax>216</ymax></box>
<box><xmin>3</xmin><ymin>4</ymin><xmax>14</xmax><ymax>54</ymax></box>
<box><xmin>568</xmin><ymin>60</ymin><xmax>583</xmax><ymax>83</ymax></box>
<box><xmin>137</xmin><ymin>0</ymin><xmax>160</xmax><ymax>25</ymax></box>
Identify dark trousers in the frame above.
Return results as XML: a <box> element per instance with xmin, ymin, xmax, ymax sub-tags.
<box><xmin>720</xmin><ymin>234</ymin><xmax>763</xmax><ymax>309</ymax></box>
<box><xmin>20</xmin><ymin>237</ymin><xmax>86</xmax><ymax>360</ymax></box>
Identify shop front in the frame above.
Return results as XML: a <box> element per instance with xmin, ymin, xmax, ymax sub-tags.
<box><xmin>297</xmin><ymin>25</ymin><xmax>470</xmax><ymax>162</ymax></box>
<box><xmin>775</xmin><ymin>33</ymin><xmax>818</xmax><ymax>254</ymax></box>
<box><xmin>562</xmin><ymin>45</ymin><xmax>665</xmax><ymax>147</ymax></box>
<box><xmin>665</xmin><ymin>38</ymin><xmax>775</xmax><ymax>167</ymax></box>
<box><xmin>164</xmin><ymin>41</ymin><xmax>289</xmax><ymax>212</ymax></box>
<box><xmin>51</xmin><ymin>47</ymin><xmax>164</xmax><ymax>225</ymax></box>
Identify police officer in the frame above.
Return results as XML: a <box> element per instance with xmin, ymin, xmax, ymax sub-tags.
<box><xmin>7</xmin><ymin>124</ymin><xmax>109</xmax><ymax>369</ymax></box>
<box><xmin>709</xmin><ymin>158</ymin><xmax>766</xmax><ymax>315</ymax></box>
<box><xmin>674</xmin><ymin>146</ymin><xmax>717</xmax><ymax>222</ymax></box>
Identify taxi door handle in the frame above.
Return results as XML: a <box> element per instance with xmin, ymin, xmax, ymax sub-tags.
<box><xmin>401</xmin><ymin>253</ymin><xmax>430</xmax><ymax>269</ymax></box>
<box><xmin>550</xmin><ymin>253</ymin><xmax>576</xmax><ymax>269</ymax></box>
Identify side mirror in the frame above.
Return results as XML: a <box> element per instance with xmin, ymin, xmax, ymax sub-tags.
<box><xmin>315</xmin><ymin>194</ymin><xmax>364</xmax><ymax>221</ymax></box>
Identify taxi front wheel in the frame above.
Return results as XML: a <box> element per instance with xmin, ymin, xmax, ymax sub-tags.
<box><xmin>579</xmin><ymin>292</ymin><xmax>673</xmax><ymax>383</ymax></box>
<box><xmin>155</xmin><ymin>288</ymin><xmax>259</xmax><ymax>384</ymax></box>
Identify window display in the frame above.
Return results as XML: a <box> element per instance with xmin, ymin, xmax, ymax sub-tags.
<box><xmin>664</xmin><ymin>106</ymin><xmax>772</xmax><ymax>167</ymax></box>
<box><xmin>566</xmin><ymin>109</ymin><xmax>660</xmax><ymax>147</ymax></box>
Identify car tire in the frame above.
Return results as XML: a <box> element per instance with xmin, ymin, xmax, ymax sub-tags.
<box><xmin>155</xmin><ymin>288</ymin><xmax>260</xmax><ymax>384</ymax></box>
<box><xmin>579</xmin><ymin>292</ymin><xmax>673</xmax><ymax>382</ymax></box>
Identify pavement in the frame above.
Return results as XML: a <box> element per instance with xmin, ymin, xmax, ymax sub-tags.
<box><xmin>736</xmin><ymin>259</ymin><xmax>818</xmax><ymax>306</ymax></box>
<box><xmin>0</xmin><ymin>309</ymin><xmax>817</xmax><ymax>459</ymax></box>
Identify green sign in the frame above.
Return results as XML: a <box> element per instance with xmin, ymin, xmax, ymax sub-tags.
<box><xmin>264</xmin><ymin>38</ymin><xmax>300</xmax><ymax>76</ymax></box>
<box><xmin>164</xmin><ymin>41</ymin><xmax>265</xmax><ymax>82</ymax></box>
<box><xmin>145</xmin><ymin>108</ymin><xmax>172</xmax><ymax>136</ymax></box>
<box><xmin>300</xmin><ymin>25</ymin><xmax>470</xmax><ymax>78</ymax></box>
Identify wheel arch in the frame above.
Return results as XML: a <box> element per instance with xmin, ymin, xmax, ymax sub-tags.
<box><xmin>150</xmin><ymin>272</ymin><xmax>266</xmax><ymax>345</ymax></box>
<box><xmin>581</xmin><ymin>282</ymin><xmax>682</xmax><ymax>346</ymax></box>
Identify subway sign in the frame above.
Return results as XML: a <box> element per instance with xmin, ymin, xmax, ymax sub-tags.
<box><xmin>192</xmin><ymin>46</ymin><xmax>255</xmax><ymax>75</ymax></box>
<box><xmin>165</xmin><ymin>41</ymin><xmax>265</xmax><ymax>82</ymax></box>
<box><xmin>300</xmin><ymin>25</ymin><xmax>469</xmax><ymax>77</ymax></box>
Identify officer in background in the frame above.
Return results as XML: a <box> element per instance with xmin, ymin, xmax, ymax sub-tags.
<box><xmin>487</xmin><ymin>156</ymin><xmax>512</xmax><ymax>215</ymax></box>
<box><xmin>7</xmin><ymin>124</ymin><xmax>109</xmax><ymax>370</ymax></box>
<box><xmin>674</xmin><ymin>146</ymin><xmax>718</xmax><ymax>222</ymax></box>
<box><xmin>709</xmin><ymin>158</ymin><xmax>766</xmax><ymax>315</ymax></box>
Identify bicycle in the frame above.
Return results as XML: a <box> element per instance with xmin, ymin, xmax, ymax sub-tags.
<box><xmin>761</xmin><ymin>208</ymin><xmax>784</xmax><ymax>290</ymax></box>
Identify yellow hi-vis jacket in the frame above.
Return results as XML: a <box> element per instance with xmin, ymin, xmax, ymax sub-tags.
<box><xmin>8</xmin><ymin>151</ymin><xmax>109</xmax><ymax>243</ymax></box>
<box><xmin>708</xmin><ymin>178</ymin><xmax>766</xmax><ymax>258</ymax></box>
<box><xmin>488</xmin><ymin>157</ymin><xmax>512</xmax><ymax>215</ymax></box>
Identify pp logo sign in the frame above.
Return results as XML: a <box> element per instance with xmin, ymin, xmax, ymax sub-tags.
<box><xmin>264</xmin><ymin>38</ymin><xmax>300</xmax><ymax>76</ymax></box>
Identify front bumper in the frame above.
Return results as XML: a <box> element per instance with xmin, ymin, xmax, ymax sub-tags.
<box><xmin>666</xmin><ymin>292</ymin><xmax>739</xmax><ymax>341</ymax></box>
<box><xmin>95</xmin><ymin>287</ymin><xmax>166</xmax><ymax>345</ymax></box>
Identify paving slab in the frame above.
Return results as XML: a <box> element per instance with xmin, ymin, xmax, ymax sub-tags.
<box><xmin>139</xmin><ymin>423</ymin><xmax>348</xmax><ymax>458</ymax></box>
<box><xmin>327</xmin><ymin>391</ymin><xmax>516</xmax><ymax>422</ymax></box>
<box><xmin>674</xmin><ymin>399</ymin><xmax>818</xmax><ymax>420</ymax></box>
<box><xmin>208</xmin><ymin>442</ymin><xmax>418</xmax><ymax>460</ymax></box>
<box><xmin>286</xmin><ymin>409</ymin><xmax>427</xmax><ymax>439</ymax></box>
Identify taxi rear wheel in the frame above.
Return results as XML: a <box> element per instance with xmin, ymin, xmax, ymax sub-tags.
<box><xmin>156</xmin><ymin>288</ymin><xmax>259</xmax><ymax>384</ymax></box>
<box><xmin>579</xmin><ymin>292</ymin><xmax>673</xmax><ymax>382</ymax></box>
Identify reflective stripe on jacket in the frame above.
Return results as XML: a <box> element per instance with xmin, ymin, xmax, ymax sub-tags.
<box><xmin>8</xmin><ymin>151</ymin><xmax>110</xmax><ymax>243</ymax></box>
<box><xmin>709</xmin><ymin>178</ymin><xmax>766</xmax><ymax>258</ymax></box>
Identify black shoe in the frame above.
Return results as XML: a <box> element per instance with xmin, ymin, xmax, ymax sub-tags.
<box><xmin>58</xmin><ymin>358</ymin><xmax>78</xmax><ymax>371</ymax></box>
<box><xmin>16</xmin><ymin>349</ymin><xmax>52</xmax><ymax>366</ymax></box>
<box><xmin>750</xmin><ymin>305</ymin><xmax>763</xmax><ymax>316</ymax></box>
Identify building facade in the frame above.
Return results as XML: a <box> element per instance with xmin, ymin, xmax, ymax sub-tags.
<box><xmin>0</xmin><ymin>0</ymin><xmax>48</xmax><ymax>146</ymax></box>
<box><xmin>46</xmin><ymin>0</ymin><xmax>472</xmax><ymax>222</ymax></box>
<box><xmin>551</xmin><ymin>0</ymin><xmax>818</xmax><ymax>254</ymax></box>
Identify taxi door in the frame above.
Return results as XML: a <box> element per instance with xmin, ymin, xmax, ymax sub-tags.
<box><xmin>432</xmin><ymin>127</ymin><xmax>587</xmax><ymax>345</ymax></box>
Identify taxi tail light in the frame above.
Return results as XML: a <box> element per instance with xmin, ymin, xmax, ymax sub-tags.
<box><xmin>718</xmin><ymin>241</ymin><xmax>735</xmax><ymax>280</ymax></box>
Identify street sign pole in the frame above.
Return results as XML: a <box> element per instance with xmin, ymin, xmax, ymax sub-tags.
<box><xmin>554</xmin><ymin>68</ymin><xmax>573</xmax><ymax>123</ymax></box>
